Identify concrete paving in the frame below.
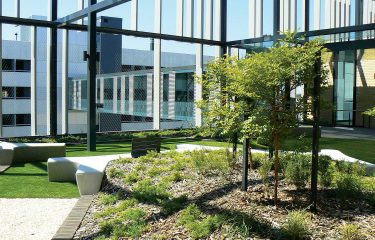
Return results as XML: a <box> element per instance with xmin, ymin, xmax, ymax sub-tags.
<box><xmin>0</xmin><ymin>198</ymin><xmax>78</xmax><ymax>240</ymax></box>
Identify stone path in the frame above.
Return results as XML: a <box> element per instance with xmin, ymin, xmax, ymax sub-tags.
<box><xmin>0</xmin><ymin>198</ymin><xmax>78</xmax><ymax>240</ymax></box>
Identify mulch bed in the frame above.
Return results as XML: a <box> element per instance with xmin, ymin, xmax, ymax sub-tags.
<box><xmin>74</xmin><ymin>154</ymin><xmax>375</xmax><ymax>240</ymax></box>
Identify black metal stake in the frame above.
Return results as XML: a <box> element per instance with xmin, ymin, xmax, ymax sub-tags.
<box><xmin>311</xmin><ymin>54</ymin><xmax>321</xmax><ymax>212</ymax></box>
<box><xmin>242</xmin><ymin>138</ymin><xmax>249</xmax><ymax>191</ymax></box>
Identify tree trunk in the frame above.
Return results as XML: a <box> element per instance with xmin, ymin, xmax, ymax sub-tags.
<box><xmin>274</xmin><ymin>133</ymin><xmax>280</xmax><ymax>207</ymax></box>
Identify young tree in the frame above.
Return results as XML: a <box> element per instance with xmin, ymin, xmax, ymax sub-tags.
<box><xmin>197</xmin><ymin>55</ymin><xmax>245</xmax><ymax>156</ymax></box>
<box><xmin>234</xmin><ymin>35</ymin><xmax>328</xmax><ymax>206</ymax></box>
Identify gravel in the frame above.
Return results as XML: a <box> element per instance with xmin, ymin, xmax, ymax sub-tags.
<box><xmin>0</xmin><ymin>198</ymin><xmax>78</xmax><ymax>240</ymax></box>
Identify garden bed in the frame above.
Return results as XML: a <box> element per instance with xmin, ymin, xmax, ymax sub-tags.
<box><xmin>74</xmin><ymin>150</ymin><xmax>375</xmax><ymax>239</ymax></box>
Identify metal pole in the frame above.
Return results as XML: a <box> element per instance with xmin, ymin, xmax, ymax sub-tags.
<box><xmin>242</xmin><ymin>138</ymin><xmax>250</xmax><ymax>191</ymax></box>
<box><xmin>153</xmin><ymin>0</ymin><xmax>162</xmax><ymax>130</ymax></box>
<box><xmin>87</xmin><ymin>0</ymin><xmax>97</xmax><ymax>151</ymax></box>
<box><xmin>0</xmin><ymin>0</ymin><xmax>2</xmax><ymax>137</ymax></box>
<box><xmin>311</xmin><ymin>53</ymin><xmax>321</xmax><ymax>212</ymax></box>
<box><xmin>49</xmin><ymin>0</ymin><xmax>58</xmax><ymax>137</ymax></box>
<box><xmin>195</xmin><ymin>0</ymin><xmax>203</xmax><ymax>127</ymax></box>
<box><xmin>273</xmin><ymin>0</ymin><xmax>280</xmax><ymax>39</ymax></box>
<box><xmin>62</xmin><ymin>29</ymin><xmax>69</xmax><ymax>135</ymax></box>
<box><xmin>220</xmin><ymin>0</ymin><xmax>227</xmax><ymax>54</ymax></box>
<box><xmin>31</xmin><ymin>26</ymin><xmax>37</xmax><ymax>136</ymax></box>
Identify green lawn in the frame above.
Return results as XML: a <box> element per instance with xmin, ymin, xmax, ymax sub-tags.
<box><xmin>283</xmin><ymin>137</ymin><xmax>375</xmax><ymax>164</ymax></box>
<box><xmin>0</xmin><ymin>162</ymin><xmax>79</xmax><ymax>198</ymax></box>
<box><xmin>66</xmin><ymin>138</ymin><xmax>235</xmax><ymax>157</ymax></box>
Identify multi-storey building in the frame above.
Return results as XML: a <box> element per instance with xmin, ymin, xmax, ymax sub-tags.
<box><xmin>2</xmin><ymin>16</ymin><xmax>213</xmax><ymax>137</ymax></box>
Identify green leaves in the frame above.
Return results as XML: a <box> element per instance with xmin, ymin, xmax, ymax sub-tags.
<box><xmin>363</xmin><ymin>107</ymin><xmax>375</xmax><ymax>117</ymax></box>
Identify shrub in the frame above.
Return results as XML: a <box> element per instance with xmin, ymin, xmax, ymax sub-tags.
<box><xmin>258</xmin><ymin>157</ymin><xmax>273</xmax><ymax>184</ymax></box>
<box><xmin>100</xmin><ymin>207</ymin><xmax>148</xmax><ymax>239</ymax></box>
<box><xmin>147</xmin><ymin>166</ymin><xmax>167</xmax><ymax>177</ymax></box>
<box><xmin>133</xmin><ymin>179</ymin><xmax>170</xmax><ymax>203</ymax></box>
<box><xmin>160</xmin><ymin>195</ymin><xmax>188</xmax><ymax>215</ymax></box>
<box><xmin>340</xmin><ymin>223</ymin><xmax>364</xmax><ymax>240</ymax></box>
<box><xmin>123</xmin><ymin>170</ymin><xmax>141</xmax><ymax>184</ymax></box>
<box><xmin>285</xmin><ymin>154</ymin><xmax>311</xmax><ymax>189</ymax></box>
<box><xmin>99</xmin><ymin>194</ymin><xmax>118</xmax><ymax>206</ymax></box>
<box><xmin>336</xmin><ymin>173</ymin><xmax>363</xmax><ymax>201</ymax></box>
<box><xmin>282</xmin><ymin>210</ymin><xmax>311</xmax><ymax>240</ymax></box>
<box><xmin>189</xmin><ymin>150</ymin><xmax>231</xmax><ymax>176</ymax></box>
<box><xmin>178</xmin><ymin>204</ymin><xmax>224</xmax><ymax>239</ymax></box>
<box><xmin>108</xmin><ymin>167</ymin><xmax>124</xmax><ymax>179</ymax></box>
<box><xmin>336</xmin><ymin>161</ymin><xmax>366</xmax><ymax>176</ymax></box>
<box><xmin>114</xmin><ymin>208</ymin><xmax>148</xmax><ymax>238</ymax></box>
<box><xmin>251</xmin><ymin>153</ymin><xmax>267</xmax><ymax>169</ymax></box>
<box><xmin>318</xmin><ymin>156</ymin><xmax>336</xmax><ymax>189</ymax></box>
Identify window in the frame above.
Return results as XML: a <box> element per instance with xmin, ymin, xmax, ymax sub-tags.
<box><xmin>16</xmin><ymin>114</ymin><xmax>31</xmax><ymax>126</ymax></box>
<box><xmin>175</xmin><ymin>73</ymin><xmax>194</xmax><ymax>102</ymax></box>
<box><xmin>134</xmin><ymin>76</ymin><xmax>147</xmax><ymax>101</ymax></box>
<box><xmin>15</xmin><ymin>60</ymin><xmax>31</xmax><ymax>72</ymax></box>
<box><xmin>2</xmin><ymin>114</ymin><xmax>15</xmax><ymax>126</ymax></box>
<box><xmin>2</xmin><ymin>59</ymin><xmax>14</xmax><ymax>71</ymax></box>
<box><xmin>125</xmin><ymin>77</ymin><xmax>129</xmax><ymax>100</ymax></box>
<box><xmin>163</xmin><ymin>74</ymin><xmax>169</xmax><ymax>102</ymax></box>
<box><xmin>104</xmin><ymin>78</ymin><xmax>113</xmax><ymax>100</ymax></box>
<box><xmin>2</xmin><ymin>87</ymin><xmax>15</xmax><ymax>99</ymax></box>
<box><xmin>16</xmin><ymin>87</ymin><xmax>31</xmax><ymax>99</ymax></box>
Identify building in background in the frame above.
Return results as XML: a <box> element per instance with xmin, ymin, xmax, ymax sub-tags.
<box><xmin>2</xmin><ymin>16</ymin><xmax>214</xmax><ymax>137</ymax></box>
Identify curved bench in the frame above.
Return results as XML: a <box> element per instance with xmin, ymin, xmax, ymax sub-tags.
<box><xmin>48</xmin><ymin>154</ymin><xmax>131</xmax><ymax>195</ymax></box>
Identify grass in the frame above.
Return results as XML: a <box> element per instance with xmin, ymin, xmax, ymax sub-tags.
<box><xmin>283</xmin><ymin>137</ymin><xmax>375</xmax><ymax>164</ymax></box>
<box><xmin>66</xmin><ymin>138</ymin><xmax>235</xmax><ymax>157</ymax></box>
<box><xmin>0</xmin><ymin>162</ymin><xmax>79</xmax><ymax>198</ymax></box>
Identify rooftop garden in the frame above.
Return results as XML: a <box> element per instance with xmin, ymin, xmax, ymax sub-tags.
<box><xmin>74</xmin><ymin>150</ymin><xmax>375</xmax><ymax>239</ymax></box>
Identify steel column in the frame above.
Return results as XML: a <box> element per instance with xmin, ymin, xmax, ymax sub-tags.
<box><xmin>186</xmin><ymin>0</ymin><xmax>194</xmax><ymax>37</ymax></box>
<box><xmin>153</xmin><ymin>0</ymin><xmax>162</xmax><ymax>130</ymax></box>
<box><xmin>87</xmin><ymin>0</ymin><xmax>97</xmax><ymax>151</ymax></box>
<box><xmin>47</xmin><ymin>0</ymin><xmax>58</xmax><ymax>136</ymax></box>
<box><xmin>195</xmin><ymin>0</ymin><xmax>204</xmax><ymax>127</ymax></box>
<box><xmin>31</xmin><ymin>26</ymin><xmax>38</xmax><ymax>136</ymax></box>
<box><xmin>0</xmin><ymin>0</ymin><xmax>2</xmax><ymax>137</ymax></box>
<box><xmin>15</xmin><ymin>0</ymin><xmax>20</xmax><ymax>17</ymax></box>
<box><xmin>273</xmin><ymin>0</ymin><xmax>280</xmax><ymax>36</ymax></box>
<box><xmin>131</xmin><ymin>0</ymin><xmax>138</xmax><ymax>31</ymax></box>
<box><xmin>176</xmin><ymin>0</ymin><xmax>184</xmax><ymax>36</ymax></box>
<box><xmin>305</xmin><ymin>0</ymin><xmax>310</xmax><ymax>32</ymax></box>
<box><xmin>62</xmin><ymin>30</ymin><xmax>69</xmax><ymax>135</ymax></box>
<box><xmin>206</xmin><ymin>0</ymin><xmax>213</xmax><ymax>39</ymax></box>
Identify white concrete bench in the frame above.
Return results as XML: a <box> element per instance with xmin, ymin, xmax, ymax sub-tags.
<box><xmin>48</xmin><ymin>154</ymin><xmax>131</xmax><ymax>195</ymax></box>
<box><xmin>0</xmin><ymin>146</ymin><xmax>13</xmax><ymax>166</ymax></box>
<box><xmin>0</xmin><ymin>142</ymin><xmax>66</xmax><ymax>163</ymax></box>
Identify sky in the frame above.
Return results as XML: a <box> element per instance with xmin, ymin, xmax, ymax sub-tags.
<box><xmin>1</xmin><ymin>0</ymin><xmax>357</xmax><ymax>55</ymax></box>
